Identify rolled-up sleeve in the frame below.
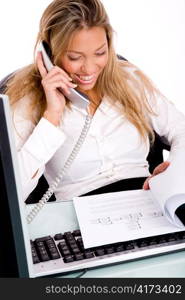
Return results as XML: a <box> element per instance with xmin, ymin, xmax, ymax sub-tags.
<box><xmin>18</xmin><ymin>118</ymin><xmax>66</xmax><ymax>200</ymax></box>
<box><xmin>12</xmin><ymin>97</ymin><xmax>66</xmax><ymax>200</ymax></box>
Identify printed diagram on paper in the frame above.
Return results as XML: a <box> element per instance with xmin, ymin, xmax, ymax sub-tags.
<box><xmin>73</xmin><ymin>189</ymin><xmax>183</xmax><ymax>248</ymax></box>
<box><xmin>91</xmin><ymin>211</ymin><xmax>164</xmax><ymax>230</ymax></box>
<box><xmin>89</xmin><ymin>194</ymin><xmax>165</xmax><ymax>231</ymax></box>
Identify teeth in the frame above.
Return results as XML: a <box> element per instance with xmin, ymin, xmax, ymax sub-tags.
<box><xmin>79</xmin><ymin>75</ymin><xmax>94</xmax><ymax>81</ymax></box>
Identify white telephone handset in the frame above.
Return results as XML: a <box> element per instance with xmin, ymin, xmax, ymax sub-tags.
<box><xmin>26</xmin><ymin>42</ymin><xmax>92</xmax><ymax>224</ymax></box>
<box><xmin>39</xmin><ymin>41</ymin><xmax>90</xmax><ymax>110</ymax></box>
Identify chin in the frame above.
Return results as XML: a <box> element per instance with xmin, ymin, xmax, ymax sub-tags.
<box><xmin>78</xmin><ymin>82</ymin><xmax>96</xmax><ymax>92</ymax></box>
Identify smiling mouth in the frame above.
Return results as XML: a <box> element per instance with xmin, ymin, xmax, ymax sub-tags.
<box><xmin>74</xmin><ymin>74</ymin><xmax>96</xmax><ymax>84</ymax></box>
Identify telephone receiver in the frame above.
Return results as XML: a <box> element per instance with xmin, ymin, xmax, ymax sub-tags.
<box><xmin>39</xmin><ymin>41</ymin><xmax>90</xmax><ymax>110</ymax></box>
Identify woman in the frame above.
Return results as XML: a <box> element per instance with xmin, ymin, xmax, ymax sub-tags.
<box><xmin>5</xmin><ymin>0</ymin><xmax>185</xmax><ymax>205</ymax></box>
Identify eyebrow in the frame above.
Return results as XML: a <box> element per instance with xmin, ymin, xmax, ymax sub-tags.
<box><xmin>67</xmin><ymin>42</ymin><xmax>107</xmax><ymax>54</ymax></box>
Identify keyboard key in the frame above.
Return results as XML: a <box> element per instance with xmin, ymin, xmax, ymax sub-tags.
<box><xmin>95</xmin><ymin>248</ymin><xmax>105</xmax><ymax>256</ymax></box>
<box><xmin>58</xmin><ymin>242</ymin><xmax>68</xmax><ymax>249</ymax></box>
<box><xmin>62</xmin><ymin>249</ymin><xmax>71</xmax><ymax>256</ymax></box>
<box><xmin>64</xmin><ymin>232</ymin><xmax>73</xmax><ymax>238</ymax></box>
<box><xmin>54</xmin><ymin>233</ymin><xmax>64</xmax><ymax>241</ymax></box>
<box><xmin>157</xmin><ymin>236</ymin><xmax>167</xmax><ymax>244</ymax></box>
<box><xmin>38</xmin><ymin>249</ymin><xmax>47</xmax><ymax>255</ymax></box>
<box><xmin>58</xmin><ymin>244</ymin><xmax>68</xmax><ymax>251</ymax></box>
<box><xmin>32</xmin><ymin>255</ymin><xmax>40</xmax><ymax>264</ymax></box>
<box><xmin>36</xmin><ymin>241</ymin><xmax>44</xmax><ymax>247</ymax></box>
<box><xmin>148</xmin><ymin>238</ymin><xmax>158</xmax><ymax>246</ymax></box>
<box><xmin>39</xmin><ymin>252</ymin><xmax>50</xmax><ymax>262</ymax></box>
<box><xmin>167</xmin><ymin>234</ymin><xmax>177</xmax><ymax>242</ymax></box>
<box><xmin>105</xmin><ymin>246</ymin><xmax>115</xmax><ymax>254</ymax></box>
<box><xmin>124</xmin><ymin>242</ymin><xmax>134</xmax><ymax>250</ymax></box>
<box><xmin>66</xmin><ymin>235</ymin><xmax>76</xmax><ymax>242</ymax></box>
<box><xmin>115</xmin><ymin>245</ymin><xmax>124</xmax><ymax>252</ymax></box>
<box><xmin>73</xmin><ymin>230</ymin><xmax>81</xmax><ymax>236</ymax></box>
<box><xmin>58</xmin><ymin>241</ymin><xmax>67</xmax><ymax>248</ymax></box>
<box><xmin>76</xmin><ymin>237</ymin><xmax>83</xmax><ymax>243</ymax></box>
<box><xmin>71</xmin><ymin>247</ymin><xmax>81</xmax><ymax>254</ymax></box>
<box><xmin>35</xmin><ymin>236</ymin><xmax>52</xmax><ymax>242</ymax></box>
<box><xmin>47</xmin><ymin>243</ymin><xmax>56</xmax><ymax>250</ymax></box>
<box><xmin>58</xmin><ymin>243</ymin><xmax>71</xmax><ymax>257</ymax></box>
<box><xmin>74</xmin><ymin>253</ymin><xmax>84</xmax><ymax>261</ymax></box>
<box><xmin>63</xmin><ymin>255</ymin><xmax>74</xmax><ymax>263</ymax></box>
<box><xmin>50</xmin><ymin>250</ymin><xmax>60</xmax><ymax>260</ymax></box>
<box><xmin>67</xmin><ymin>240</ymin><xmax>76</xmax><ymax>247</ymax></box>
<box><xmin>179</xmin><ymin>231</ymin><xmax>185</xmax><ymax>239</ymax></box>
<box><xmin>76</xmin><ymin>239</ymin><xmax>85</xmax><ymax>250</ymax></box>
<box><xmin>84</xmin><ymin>251</ymin><xmax>94</xmax><ymax>259</ymax></box>
<box><xmin>46</xmin><ymin>240</ymin><xmax>55</xmax><ymax>247</ymax></box>
<box><xmin>49</xmin><ymin>247</ymin><xmax>58</xmax><ymax>254</ymax></box>
<box><xmin>45</xmin><ymin>242</ymin><xmax>61</xmax><ymax>260</ymax></box>
<box><xmin>31</xmin><ymin>243</ymin><xmax>40</xmax><ymax>264</ymax></box>
<box><xmin>37</xmin><ymin>246</ymin><xmax>46</xmax><ymax>252</ymax></box>
<box><xmin>137</xmin><ymin>240</ymin><xmax>148</xmax><ymax>248</ymax></box>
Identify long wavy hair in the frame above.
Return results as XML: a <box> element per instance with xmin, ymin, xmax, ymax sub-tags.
<box><xmin>5</xmin><ymin>0</ymin><xmax>158</xmax><ymax>143</ymax></box>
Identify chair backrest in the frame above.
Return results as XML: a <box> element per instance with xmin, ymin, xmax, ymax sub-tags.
<box><xmin>0</xmin><ymin>72</ymin><xmax>14</xmax><ymax>94</ymax></box>
<box><xmin>0</xmin><ymin>69</ymin><xmax>170</xmax><ymax>203</ymax></box>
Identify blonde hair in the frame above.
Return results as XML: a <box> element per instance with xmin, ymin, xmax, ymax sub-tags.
<box><xmin>6</xmin><ymin>0</ymin><xmax>158</xmax><ymax>142</ymax></box>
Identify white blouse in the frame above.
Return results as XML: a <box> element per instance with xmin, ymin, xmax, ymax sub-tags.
<box><xmin>12</xmin><ymin>74</ymin><xmax>185</xmax><ymax>202</ymax></box>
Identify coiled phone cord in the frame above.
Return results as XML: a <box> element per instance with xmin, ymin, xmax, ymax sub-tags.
<box><xmin>26</xmin><ymin>114</ymin><xmax>92</xmax><ymax>224</ymax></box>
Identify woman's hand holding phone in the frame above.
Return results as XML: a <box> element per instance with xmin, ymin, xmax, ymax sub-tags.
<box><xmin>36</xmin><ymin>52</ymin><xmax>77</xmax><ymax>126</ymax></box>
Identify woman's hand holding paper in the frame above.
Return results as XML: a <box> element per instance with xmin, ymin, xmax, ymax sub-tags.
<box><xmin>143</xmin><ymin>161</ymin><xmax>170</xmax><ymax>190</ymax></box>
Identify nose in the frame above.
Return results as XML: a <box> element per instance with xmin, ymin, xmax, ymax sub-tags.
<box><xmin>80</xmin><ymin>58</ymin><xmax>97</xmax><ymax>74</ymax></box>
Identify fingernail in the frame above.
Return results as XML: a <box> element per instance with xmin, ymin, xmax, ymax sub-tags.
<box><xmin>143</xmin><ymin>186</ymin><xmax>149</xmax><ymax>190</ymax></box>
<box><xmin>143</xmin><ymin>184</ymin><xmax>147</xmax><ymax>190</ymax></box>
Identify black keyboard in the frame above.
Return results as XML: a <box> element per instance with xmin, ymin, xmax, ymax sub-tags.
<box><xmin>31</xmin><ymin>230</ymin><xmax>185</xmax><ymax>265</ymax></box>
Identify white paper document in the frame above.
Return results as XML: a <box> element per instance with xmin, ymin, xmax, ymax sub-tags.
<box><xmin>149</xmin><ymin>153</ymin><xmax>185</xmax><ymax>227</ymax></box>
<box><xmin>73</xmin><ymin>189</ymin><xmax>185</xmax><ymax>248</ymax></box>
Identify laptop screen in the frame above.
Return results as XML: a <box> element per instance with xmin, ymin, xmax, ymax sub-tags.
<box><xmin>0</xmin><ymin>95</ymin><xmax>31</xmax><ymax>277</ymax></box>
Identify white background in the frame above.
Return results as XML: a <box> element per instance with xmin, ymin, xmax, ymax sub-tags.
<box><xmin>0</xmin><ymin>0</ymin><xmax>185</xmax><ymax>112</ymax></box>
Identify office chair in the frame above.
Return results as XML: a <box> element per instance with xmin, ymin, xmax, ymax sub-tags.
<box><xmin>0</xmin><ymin>64</ymin><xmax>170</xmax><ymax>204</ymax></box>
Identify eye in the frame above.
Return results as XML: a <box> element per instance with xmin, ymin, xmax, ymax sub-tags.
<box><xmin>67</xmin><ymin>56</ymin><xmax>81</xmax><ymax>61</ymax></box>
<box><xmin>96</xmin><ymin>51</ymin><xmax>107</xmax><ymax>56</ymax></box>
